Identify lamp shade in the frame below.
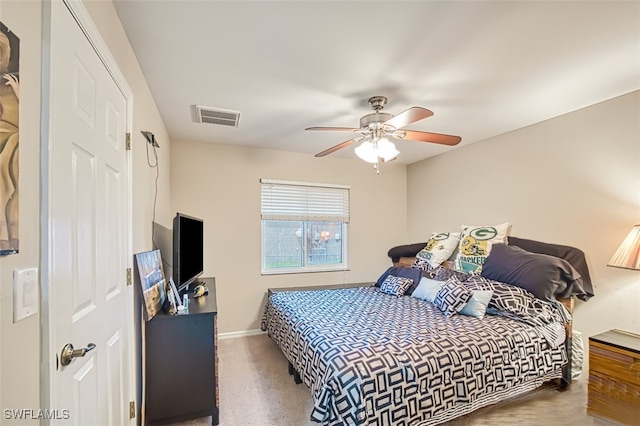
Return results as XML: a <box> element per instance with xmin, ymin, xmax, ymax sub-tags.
<box><xmin>608</xmin><ymin>225</ymin><xmax>640</xmax><ymax>270</ymax></box>
<box><xmin>354</xmin><ymin>141</ymin><xmax>378</xmax><ymax>164</ymax></box>
<box><xmin>377</xmin><ymin>138</ymin><xmax>399</xmax><ymax>162</ymax></box>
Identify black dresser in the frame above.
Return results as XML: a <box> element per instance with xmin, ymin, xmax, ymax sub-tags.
<box><xmin>145</xmin><ymin>277</ymin><xmax>219</xmax><ymax>425</ymax></box>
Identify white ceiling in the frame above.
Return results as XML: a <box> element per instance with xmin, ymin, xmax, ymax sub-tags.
<box><xmin>112</xmin><ymin>1</ymin><xmax>640</xmax><ymax>164</ymax></box>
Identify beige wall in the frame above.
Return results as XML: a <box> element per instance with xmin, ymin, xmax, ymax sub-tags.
<box><xmin>407</xmin><ymin>90</ymin><xmax>640</xmax><ymax>374</ymax></box>
<box><xmin>0</xmin><ymin>0</ymin><xmax>170</xmax><ymax>421</ymax></box>
<box><xmin>0</xmin><ymin>0</ymin><xmax>42</xmax><ymax>420</ymax></box>
<box><xmin>170</xmin><ymin>141</ymin><xmax>408</xmax><ymax>333</ymax></box>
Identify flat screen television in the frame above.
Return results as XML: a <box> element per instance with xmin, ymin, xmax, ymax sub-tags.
<box><xmin>173</xmin><ymin>213</ymin><xmax>204</xmax><ymax>292</ymax></box>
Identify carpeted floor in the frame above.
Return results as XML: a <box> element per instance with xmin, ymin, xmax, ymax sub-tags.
<box><xmin>171</xmin><ymin>334</ymin><xmax>615</xmax><ymax>426</ymax></box>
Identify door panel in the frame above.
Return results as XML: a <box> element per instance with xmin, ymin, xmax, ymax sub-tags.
<box><xmin>106</xmin><ymin>330</ymin><xmax>124</xmax><ymax>425</ymax></box>
<box><xmin>72</xmin><ymin>360</ymin><xmax>98</xmax><ymax>426</ymax></box>
<box><xmin>104</xmin><ymin>166</ymin><xmax>122</xmax><ymax>298</ymax></box>
<box><xmin>70</xmin><ymin>145</ymin><xmax>97</xmax><ymax>321</ymax></box>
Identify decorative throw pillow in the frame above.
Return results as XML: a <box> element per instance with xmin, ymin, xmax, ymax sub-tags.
<box><xmin>453</xmin><ymin>223</ymin><xmax>511</xmax><ymax>274</ymax></box>
<box><xmin>375</xmin><ymin>266</ymin><xmax>423</xmax><ymax>295</ymax></box>
<box><xmin>462</xmin><ymin>274</ymin><xmax>534</xmax><ymax>312</ymax></box>
<box><xmin>410</xmin><ymin>277</ymin><xmax>445</xmax><ymax>303</ymax></box>
<box><xmin>411</xmin><ymin>257</ymin><xmax>437</xmax><ymax>278</ymax></box>
<box><xmin>411</xmin><ymin>258</ymin><xmax>444</xmax><ymax>279</ymax></box>
<box><xmin>433</xmin><ymin>277</ymin><xmax>473</xmax><ymax>317</ymax></box>
<box><xmin>433</xmin><ymin>265</ymin><xmax>469</xmax><ymax>282</ymax></box>
<box><xmin>379</xmin><ymin>275</ymin><xmax>414</xmax><ymax>297</ymax></box>
<box><xmin>459</xmin><ymin>290</ymin><xmax>494</xmax><ymax>319</ymax></box>
<box><xmin>414</xmin><ymin>232</ymin><xmax>461</xmax><ymax>268</ymax></box>
<box><xmin>481</xmin><ymin>243</ymin><xmax>585</xmax><ymax>302</ymax></box>
<box><xmin>462</xmin><ymin>274</ymin><xmax>568</xmax><ymax>330</ymax></box>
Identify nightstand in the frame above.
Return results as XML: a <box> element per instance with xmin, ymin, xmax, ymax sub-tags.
<box><xmin>587</xmin><ymin>329</ymin><xmax>640</xmax><ymax>425</ymax></box>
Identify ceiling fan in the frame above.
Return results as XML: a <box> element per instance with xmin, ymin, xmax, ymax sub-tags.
<box><xmin>306</xmin><ymin>96</ymin><xmax>461</xmax><ymax>170</ymax></box>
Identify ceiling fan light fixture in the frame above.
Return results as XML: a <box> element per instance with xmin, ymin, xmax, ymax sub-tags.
<box><xmin>354</xmin><ymin>138</ymin><xmax>399</xmax><ymax>164</ymax></box>
<box><xmin>377</xmin><ymin>138</ymin><xmax>399</xmax><ymax>162</ymax></box>
<box><xmin>354</xmin><ymin>140</ymin><xmax>379</xmax><ymax>164</ymax></box>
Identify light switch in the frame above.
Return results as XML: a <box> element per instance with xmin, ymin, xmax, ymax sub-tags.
<box><xmin>13</xmin><ymin>268</ymin><xmax>39</xmax><ymax>322</ymax></box>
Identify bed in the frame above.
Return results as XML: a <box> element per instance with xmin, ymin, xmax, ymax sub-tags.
<box><xmin>262</xmin><ymin>234</ymin><xmax>594</xmax><ymax>425</ymax></box>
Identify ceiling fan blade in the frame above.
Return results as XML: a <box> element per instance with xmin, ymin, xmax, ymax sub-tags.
<box><xmin>315</xmin><ymin>137</ymin><xmax>362</xmax><ymax>157</ymax></box>
<box><xmin>306</xmin><ymin>126</ymin><xmax>360</xmax><ymax>132</ymax></box>
<box><xmin>400</xmin><ymin>130</ymin><xmax>462</xmax><ymax>146</ymax></box>
<box><xmin>384</xmin><ymin>107</ymin><xmax>434</xmax><ymax>129</ymax></box>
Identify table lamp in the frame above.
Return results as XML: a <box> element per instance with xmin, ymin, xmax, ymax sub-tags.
<box><xmin>608</xmin><ymin>225</ymin><xmax>640</xmax><ymax>270</ymax></box>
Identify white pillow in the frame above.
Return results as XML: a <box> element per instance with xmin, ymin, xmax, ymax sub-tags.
<box><xmin>415</xmin><ymin>232</ymin><xmax>461</xmax><ymax>268</ymax></box>
<box><xmin>411</xmin><ymin>277</ymin><xmax>445</xmax><ymax>303</ymax></box>
<box><xmin>453</xmin><ymin>223</ymin><xmax>510</xmax><ymax>274</ymax></box>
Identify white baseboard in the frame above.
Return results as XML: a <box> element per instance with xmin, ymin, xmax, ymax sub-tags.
<box><xmin>218</xmin><ymin>329</ymin><xmax>265</xmax><ymax>340</ymax></box>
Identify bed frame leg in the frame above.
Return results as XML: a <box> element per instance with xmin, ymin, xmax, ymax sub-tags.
<box><xmin>559</xmin><ymin>335</ymin><xmax>573</xmax><ymax>391</ymax></box>
<box><xmin>287</xmin><ymin>361</ymin><xmax>302</xmax><ymax>384</ymax></box>
<box><xmin>557</xmin><ymin>297</ymin><xmax>574</xmax><ymax>392</ymax></box>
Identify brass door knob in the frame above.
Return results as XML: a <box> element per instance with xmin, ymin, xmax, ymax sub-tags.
<box><xmin>59</xmin><ymin>342</ymin><xmax>96</xmax><ymax>366</ymax></box>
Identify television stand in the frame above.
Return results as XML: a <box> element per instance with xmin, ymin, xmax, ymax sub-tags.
<box><xmin>145</xmin><ymin>277</ymin><xmax>219</xmax><ymax>425</ymax></box>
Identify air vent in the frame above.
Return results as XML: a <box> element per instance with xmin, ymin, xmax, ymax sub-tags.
<box><xmin>195</xmin><ymin>105</ymin><xmax>241</xmax><ymax>127</ymax></box>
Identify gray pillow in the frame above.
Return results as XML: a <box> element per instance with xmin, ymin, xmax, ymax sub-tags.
<box><xmin>459</xmin><ymin>290</ymin><xmax>493</xmax><ymax>320</ymax></box>
<box><xmin>507</xmin><ymin>236</ymin><xmax>594</xmax><ymax>300</ymax></box>
<box><xmin>481</xmin><ymin>243</ymin><xmax>586</xmax><ymax>302</ymax></box>
<box><xmin>411</xmin><ymin>277</ymin><xmax>445</xmax><ymax>303</ymax></box>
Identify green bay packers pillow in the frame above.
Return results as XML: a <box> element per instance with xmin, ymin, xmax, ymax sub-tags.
<box><xmin>453</xmin><ymin>223</ymin><xmax>510</xmax><ymax>274</ymax></box>
<box><xmin>414</xmin><ymin>232</ymin><xmax>461</xmax><ymax>268</ymax></box>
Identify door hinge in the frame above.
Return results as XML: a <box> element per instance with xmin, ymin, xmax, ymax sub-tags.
<box><xmin>129</xmin><ymin>401</ymin><xmax>135</xmax><ymax>419</ymax></box>
<box><xmin>126</xmin><ymin>268</ymin><xmax>132</xmax><ymax>286</ymax></box>
<box><xmin>125</xmin><ymin>132</ymin><xmax>131</xmax><ymax>150</ymax></box>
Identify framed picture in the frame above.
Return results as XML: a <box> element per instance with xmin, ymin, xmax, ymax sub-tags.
<box><xmin>0</xmin><ymin>21</ymin><xmax>20</xmax><ymax>257</ymax></box>
<box><xmin>134</xmin><ymin>249</ymin><xmax>166</xmax><ymax>321</ymax></box>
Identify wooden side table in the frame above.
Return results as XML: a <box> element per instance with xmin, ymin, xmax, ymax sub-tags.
<box><xmin>587</xmin><ymin>329</ymin><xmax>640</xmax><ymax>425</ymax></box>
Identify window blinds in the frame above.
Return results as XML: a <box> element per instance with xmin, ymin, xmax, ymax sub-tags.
<box><xmin>260</xmin><ymin>179</ymin><xmax>350</xmax><ymax>222</ymax></box>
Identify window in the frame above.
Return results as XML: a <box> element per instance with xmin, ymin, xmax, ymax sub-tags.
<box><xmin>261</xmin><ymin>179</ymin><xmax>349</xmax><ymax>274</ymax></box>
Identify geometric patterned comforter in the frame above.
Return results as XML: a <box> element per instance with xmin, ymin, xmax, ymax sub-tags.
<box><xmin>263</xmin><ymin>286</ymin><xmax>567</xmax><ymax>426</ymax></box>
